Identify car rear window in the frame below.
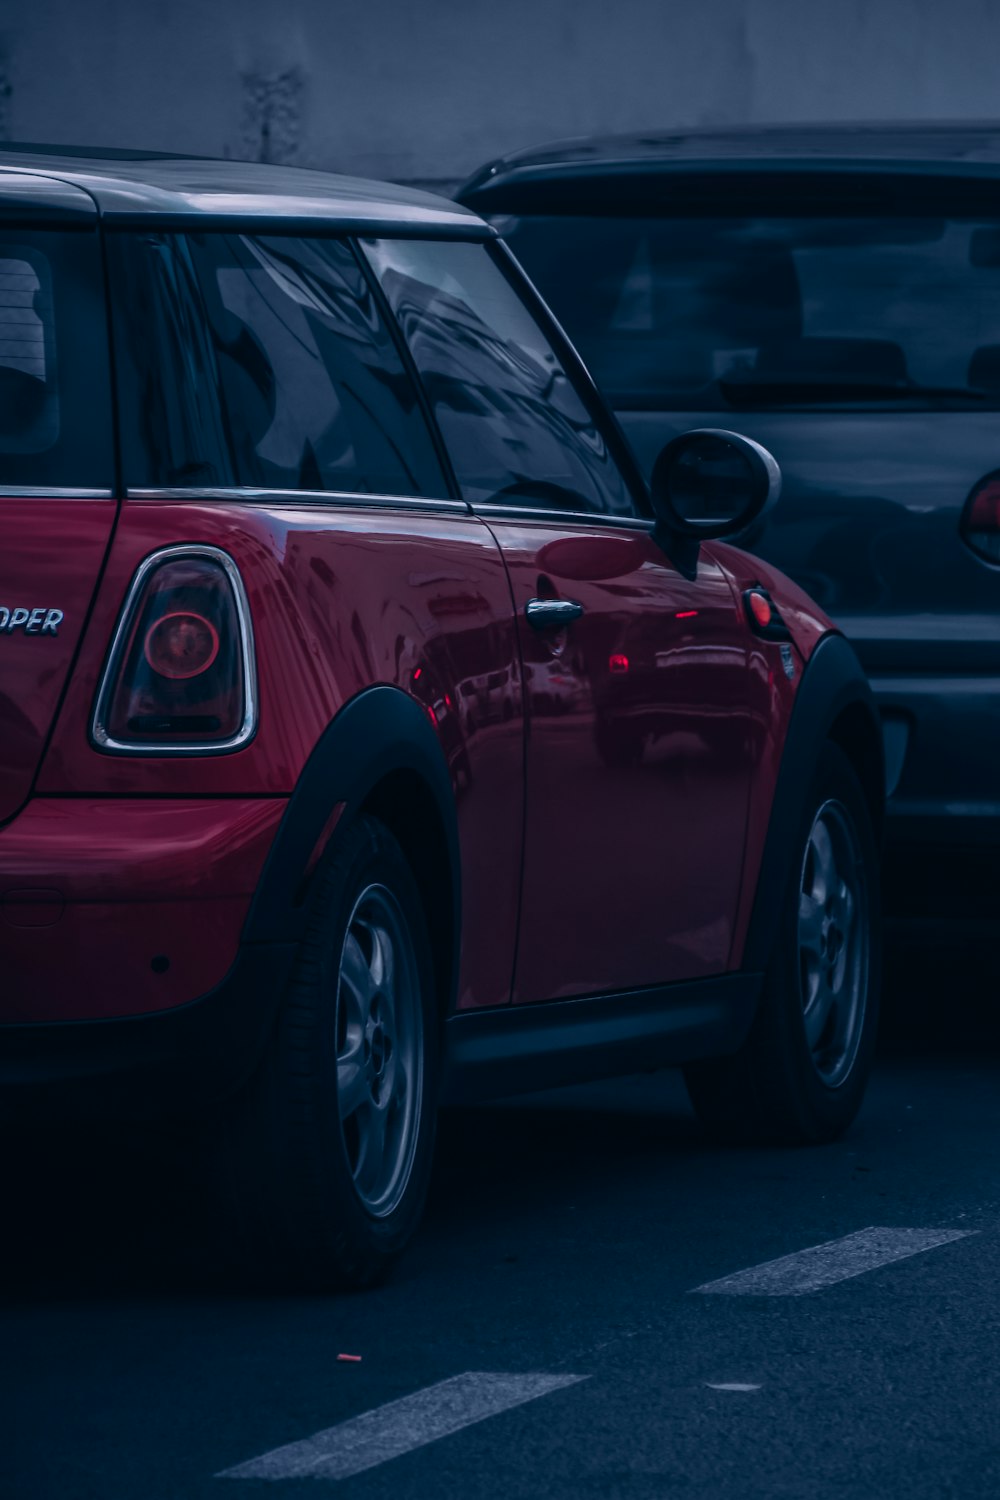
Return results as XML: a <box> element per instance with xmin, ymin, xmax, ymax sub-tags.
<box><xmin>499</xmin><ymin>213</ymin><xmax>1000</xmax><ymax>411</ymax></box>
<box><xmin>110</xmin><ymin>231</ymin><xmax>448</xmax><ymax>497</ymax></box>
<box><xmin>0</xmin><ymin>227</ymin><xmax>112</xmax><ymax>489</ymax></box>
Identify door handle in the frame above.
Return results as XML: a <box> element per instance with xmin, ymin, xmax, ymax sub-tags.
<box><xmin>525</xmin><ymin>597</ymin><xmax>584</xmax><ymax>631</ymax></box>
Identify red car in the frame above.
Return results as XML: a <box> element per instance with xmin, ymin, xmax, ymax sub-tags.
<box><xmin>0</xmin><ymin>147</ymin><xmax>883</xmax><ymax>1288</ymax></box>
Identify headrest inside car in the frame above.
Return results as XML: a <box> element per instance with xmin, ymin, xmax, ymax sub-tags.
<box><xmin>0</xmin><ymin>364</ymin><xmax>47</xmax><ymax>436</ymax></box>
<box><xmin>968</xmin><ymin>344</ymin><xmax>1000</xmax><ymax>390</ymax></box>
<box><xmin>751</xmin><ymin>337</ymin><xmax>908</xmax><ymax>384</ymax></box>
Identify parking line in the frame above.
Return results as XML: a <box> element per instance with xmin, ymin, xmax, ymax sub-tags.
<box><xmin>216</xmin><ymin>1370</ymin><xmax>587</xmax><ymax>1482</ymax></box>
<box><xmin>693</xmin><ymin>1225</ymin><xmax>974</xmax><ymax>1296</ymax></box>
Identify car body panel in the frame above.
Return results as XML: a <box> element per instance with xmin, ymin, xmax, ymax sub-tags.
<box><xmin>706</xmin><ymin>541</ymin><xmax>833</xmax><ymax>967</ymax></box>
<box><xmin>0</xmin><ymin>149</ymin><xmax>489</xmax><ymax>235</ymax></box>
<box><xmin>0</xmin><ymin>797</ymin><xmax>284</xmax><ymax>1021</ymax></box>
<box><xmin>36</xmin><ymin>495</ymin><xmax>525</xmax><ymax>1015</ymax></box>
<box><xmin>483</xmin><ymin>514</ymin><xmax>755</xmax><ymax>999</ymax></box>
<box><xmin>0</xmin><ymin>497</ymin><xmax>117</xmax><ymax>825</ymax></box>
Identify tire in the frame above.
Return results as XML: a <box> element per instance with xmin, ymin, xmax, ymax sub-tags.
<box><xmin>684</xmin><ymin>741</ymin><xmax>881</xmax><ymax>1145</ymax></box>
<box><xmin>216</xmin><ymin>815</ymin><xmax>439</xmax><ymax>1291</ymax></box>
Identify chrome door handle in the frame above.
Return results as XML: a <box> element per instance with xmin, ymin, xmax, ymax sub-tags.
<box><xmin>525</xmin><ymin>597</ymin><xmax>584</xmax><ymax>631</ymax></box>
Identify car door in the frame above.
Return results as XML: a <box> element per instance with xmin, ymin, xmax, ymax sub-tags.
<box><xmin>364</xmin><ymin>235</ymin><xmax>755</xmax><ymax>1005</ymax></box>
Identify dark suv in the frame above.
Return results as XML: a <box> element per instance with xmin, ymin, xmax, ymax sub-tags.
<box><xmin>0</xmin><ymin>146</ymin><xmax>882</xmax><ymax>1288</ymax></box>
<box><xmin>459</xmin><ymin>124</ymin><xmax>1000</xmax><ymax>912</ymax></box>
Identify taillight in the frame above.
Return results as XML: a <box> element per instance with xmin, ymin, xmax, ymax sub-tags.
<box><xmin>92</xmin><ymin>545</ymin><xmax>256</xmax><ymax>753</ymax></box>
<box><xmin>961</xmin><ymin>473</ymin><xmax>1000</xmax><ymax>563</ymax></box>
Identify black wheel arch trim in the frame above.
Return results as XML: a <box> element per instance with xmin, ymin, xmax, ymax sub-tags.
<box><xmin>741</xmin><ymin>630</ymin><xmax>884</xmax><ymax>976</ymax></box>
<box><xmin>243</xmin><ymin>684</ymin><xmax>461</xmax><ymax>987</ymax></box>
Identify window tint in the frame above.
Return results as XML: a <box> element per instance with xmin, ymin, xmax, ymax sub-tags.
<box><xmin>112</xmin><ymin>232</ymin><xmax>447</xmax><ymax>496</ymax></box>
<box><xmin>500</xmin><ymin>213</ymin><xmax>1000</xmax><ymax>411</ymax></box>
<box><xmin>0</xmin><ymin>228</ymin><xmax>111</xmax><ymax>488</ymax></box>
<box><xmin>362</xmin><ymin>238</ymin><xmax>635</xmax><ymax>515</ymax></box>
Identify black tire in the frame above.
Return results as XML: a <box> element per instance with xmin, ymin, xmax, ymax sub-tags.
<box><xmin>216</xmin><ymin>815</ymin><xmax>439</xmax><ymax>1291</ymax></box>
<box><xmin>684</xmin><ymin>742</ymin><xmax>881</xmax><ymax>1145</ymax></box>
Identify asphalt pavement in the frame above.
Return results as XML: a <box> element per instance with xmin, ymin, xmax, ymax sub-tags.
<box><xmin>5</xmin><ymin>926</ymin><xmax>1000</xmax><ymax>1500</ymax></box>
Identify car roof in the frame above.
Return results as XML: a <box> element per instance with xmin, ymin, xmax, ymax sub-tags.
<box><xmin>0</xmin><ymin>144</ymin><xmax>488</xmax><ymax>236</ymax></box>
<box><xmin>460</xmin><ymin>120</ymin><xmax>1000</xmax><ymax>200</ymax></box>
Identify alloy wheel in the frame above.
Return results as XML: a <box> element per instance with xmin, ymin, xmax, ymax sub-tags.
<box><xmin>334</xmin><ymin>883</ymin><xmax>423</xmax><ymax>1217</ymax></box>
<box><xmin>797</xmin><ymin>799</ymin><xmax>869</xmax><ymax>1087</ymax></box>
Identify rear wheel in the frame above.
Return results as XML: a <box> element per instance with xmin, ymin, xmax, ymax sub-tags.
<box><xmin>684</xmin><ymin>742</ymin><xmax>880</xmax><ymax>1144</ymax></box>
<box><xmin>217</xmin><ymin>815</ymin><xmax>438</xmax><ymax>1290</ymax></box>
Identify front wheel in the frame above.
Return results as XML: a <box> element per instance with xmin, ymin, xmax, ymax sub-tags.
<box><xmin>216</xmin><ymin>815</ymin><xmax>438</xmax><ymax>1290</ymax></box>
<box><xmin>684</xmin><ymin>742</ymin><xmax>880</xmax><ymax>1145</ymax></box>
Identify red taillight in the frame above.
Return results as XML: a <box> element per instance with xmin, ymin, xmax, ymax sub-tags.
<box><xmin>608</xmin><ymin>653</ymin><xmax>629</xmax><ymax>674</ymax></box>
<box><xmin>144</xmin><ymin>611</ymin><xmax>220</xmax><ymax>680</ymax></box>
<box><xmin>92</xmin><ymin>547</ymin><xmax>256</xmax><ymax>753</ymax></box>
<box><xmin>962</xmin><ymin>475</ymin><xmax>1000</xmax><ymax>563</ymax></box>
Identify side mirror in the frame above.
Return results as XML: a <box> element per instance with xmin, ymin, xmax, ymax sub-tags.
<box><xmin>650</xmin><ymin>428</ymin><xmax>781</xmax><ymax>577</ymax></box>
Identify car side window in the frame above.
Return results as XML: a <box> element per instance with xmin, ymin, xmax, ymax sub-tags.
<box><xmin>361</xmin><ymin>237</ymin><xmax>637</xmax><ymax>517</ymax></box>
<box><xmin>0</xmin><ymin>227</ymin><xmax>112</xmax><ymax>489</ymax></box>
<box><xmin>111</xmin><ymin>231</ymin><xmax>447</xmax><ymax>497</ymax></box>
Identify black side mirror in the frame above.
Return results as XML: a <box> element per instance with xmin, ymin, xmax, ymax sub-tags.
<box><xmin>650</xmin><ymin>428</ymin><xmax>781</xmax><ymax>578</ymax></box>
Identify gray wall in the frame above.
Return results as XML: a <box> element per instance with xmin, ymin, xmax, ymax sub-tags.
<box><xmin>3</xmin><ymin>0</ymin><xmax>1000</xmax><ymax>185</ymax></box>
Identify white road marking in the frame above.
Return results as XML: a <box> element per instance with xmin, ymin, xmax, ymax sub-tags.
<box><xmin>693</xmin><ymin>1225</ymin><xmax>974</xmax><ymax>1296</ymax></box>
<box><xmin>216</xmin><ymin>1370</ymin><xmax>586</xmax><ymax>1483</ymax></box>
<box><xmin>706</xmin><ymin>1383</ymin><xmax>761</xmax><ymax>1392</ymax></box>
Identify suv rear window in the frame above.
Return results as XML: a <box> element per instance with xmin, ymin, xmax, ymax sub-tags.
<box><xmin>500</xmin><ymin>213</ymin><xmax>1000</xmax><ymax>411</ymax></box>
<box><xmin>0</xmin><ymin>228</ymin><xmax>112</xmax><ymax>489</ymax></box>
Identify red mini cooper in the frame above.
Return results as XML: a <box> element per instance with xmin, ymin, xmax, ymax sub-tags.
<box><xmin>0</xmin><ymin>147</ymin><xmax>883</xmax><ymax>1288</ymax></box>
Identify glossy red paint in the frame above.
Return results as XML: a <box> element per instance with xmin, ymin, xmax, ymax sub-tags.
<box><xmin>481</xmin><ymin>518</ymin><xmax>754</xmax><ymax>1002</ymax></box>
<box><xmin>39</xmin><ymin>497</ymin><xmax>525</xmax><ymax>1014</ymax></box>
<box><xmin>0</xmin><ymin>492</ymin><xmax>833</xmax><ymax>1028</ymax></box>
<box><xmin>0</xmin><ymin>497</ymin><xmax>117</xmax><ymax>824</ymax></box>
<box><xmin>708</xmin><ymin>541</ymin><xmax>835</xmax><ymax>969</ymax></box>
<box><xmin>0</xmin><ymin>798</ymin><xmax>284</xmax><ymax>1021</ymax></box>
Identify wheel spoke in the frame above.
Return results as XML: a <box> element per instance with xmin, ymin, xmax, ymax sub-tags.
<box><xmin>838</xmin><ymin>878</ymin><xmax>855</xmax><ymax>934</ymax></box>
<box><xmin>798</xmin><ymin>892</ymin><xmax>824</xmax><ymax>956</ymax></box>
<box><xmin>340</xmin><ymin>931</ymin><xmax>375</xmax><ymax>1017</ymax></box>
<box><xmin>810</xmin><ymin>819</ymin><xmax>837</xmax><ymax>903</ymax></box>
<box><xmin>369</xmin><ymin>922</ymin><xmax>395</xmax><ymax>993</ymax></box>
<box><xmin>337</xmin><ymin>1039</ymin><xmax>369</xmax><ymax>1121</ymax></box>
<box><xmin>804</xmin><ymin>980</ymin><xmax>837</xmax><ymax>1051</ymax></box>
<box><xmin>353</xmin><ymin>1101</ymin><xmax>389</xmax><ymax>1198</ymax></box>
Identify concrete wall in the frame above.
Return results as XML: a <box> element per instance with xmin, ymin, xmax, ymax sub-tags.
<box><xmin>2</xmin><ymin>0</ymin><xmax>1000</xmax><ymax>186</ymax></box>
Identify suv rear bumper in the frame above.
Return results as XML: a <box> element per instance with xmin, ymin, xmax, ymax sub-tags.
<box><xmin>0</xmin><ymin>797</ymin><xmax>286</xmax><ymax>1024</ymax></box>
<box><xmin>876</xmin><ymin>671</ymin><xmax>1000</xmax><ymax>914</ymax></box>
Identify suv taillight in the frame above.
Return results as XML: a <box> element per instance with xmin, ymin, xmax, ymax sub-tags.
<box><xmin>92</xmin><ymin>545</ymin><xmax>256</xmax><ymax>753</ymax></box>
<box><xmin>961</xmin><ymin>473</ymin><xmax>1000</xmax><ymax>564</ymax></box>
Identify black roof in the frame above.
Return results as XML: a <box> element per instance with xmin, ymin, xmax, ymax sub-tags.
<box><xmin>0</xmin><ymin>145</ymin><xmax>487</xmax><ymax>235</ymax></box>
<box><xmin>459</xmin><ymin>121</ymin><xmax>1000</xmax><ymax>207</ymax></box>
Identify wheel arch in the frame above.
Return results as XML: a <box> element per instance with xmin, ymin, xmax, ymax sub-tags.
<box><xmin>360</xmin><ymin>766</ymin><xmax>456</xmax><ymax>1028</ymax></box>
<box><xmin>244</xmin><ymin>686</ymin><xmax>461</xmax><ymax>1019</ymax></box>
<box><xmin>741</xmin><ymin>632</ymin><xmax>884</xmax><ymax>975</ymax></box>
